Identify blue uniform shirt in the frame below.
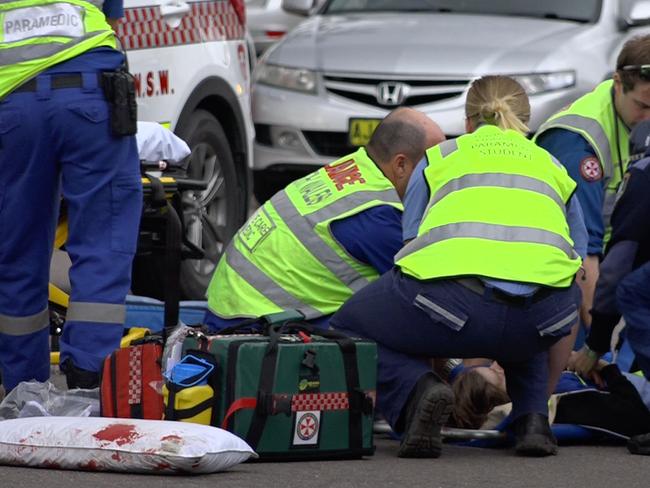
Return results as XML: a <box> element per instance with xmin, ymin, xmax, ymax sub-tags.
<box><xmin>536</xmin><ymin>128</ymin><xmax>606</xmax><ymax>255</ymax></box>
<box><xmin>46</xmin><ymin>0</ymin><xmax>125</xmax><ymax>74</ymax></box>
<box><xmin>204</xmin><ymin>205</ymin><xmax>404</xmax><ymax>331</ymax></box>
<box><xmin>402</xmin><ymin>157</ymin><xmax>588</xmax><ymax>295</ymax></box>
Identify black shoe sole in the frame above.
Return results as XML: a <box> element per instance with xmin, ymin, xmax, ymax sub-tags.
<box><xmin>515</xmin><ymin>434</ymin><xmax>558</xmax><ymax>457</ymax></box>
<box><xmin>398</xmin><ymin>383</ymin><xmax>453</xmax><ymax>459</ymax></box>
<box><xmin>628</xmin><ymin>437</ymin><xmax>650</xmax><ymax>456</ymax></box>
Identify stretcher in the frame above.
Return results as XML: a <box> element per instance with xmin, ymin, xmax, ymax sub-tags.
<box><xmin>49</xmin><ymin>125</ymin><xmax>207</xmax><ymax>363</ymax></box>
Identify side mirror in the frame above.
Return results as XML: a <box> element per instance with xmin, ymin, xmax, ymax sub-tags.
<box><xmin>282</xmin><ymin>0</ymin><xmax>315</xmax><ymax>16</ymax></box>
<box><xmin>622</xmin><ymin>0</ymin><xmax>650</xmax><ymax>29</ymax></box>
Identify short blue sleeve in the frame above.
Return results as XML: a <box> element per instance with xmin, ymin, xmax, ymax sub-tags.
<box><xmin>103</xmin><ymin>0</ymin><xmax>124</xmax><ymax>19</ymax></box>
<box><xmin>330</xmin><ymin>205</ymin><xmax>404</xmax><ymax>274</ymax></box>
<box><xmin>402</xmin><ymin>158</ymin><xmax>429</xmax><ymax>242</ymax></box>
<box><xmin>536</xmin><ymin>129</ymin><xmax>606</xmax><ymax>255</ymax></box>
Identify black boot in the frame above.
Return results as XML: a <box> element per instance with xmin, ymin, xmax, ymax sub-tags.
<box><xmin>397</xmin><ymin>372</ymin><xmax>453</xmax><ymax>458</ymax></box>
<box><xmin>628</xmin><ymin>432</ymin><xmax>650</xmax><ymax>455</ymax></box>
<box><xmin>61</xmin><ymin>359</ymin><xmax>100</xmax><ymax>389</ymax></box>
<box><xmin>512</xmin><ymin>413</ymin><xmax>558</xmax><ymax>457</ymax></box>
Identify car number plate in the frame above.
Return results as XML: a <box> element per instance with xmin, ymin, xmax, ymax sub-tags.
<box><xmin>348</xmin><ymin>118</ymin><xmax>381</xmax><ymax>147</ymax></box>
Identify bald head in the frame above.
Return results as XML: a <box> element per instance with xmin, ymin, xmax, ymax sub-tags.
<box><xmin>366</xmin><ymin>107</ymin><xmax>445</xmax><ymax>166</ymax></box>
<box><xmin>366</xmin><ymin>108</ymin><xmax>445</xmax><ymax>199</ymax></box>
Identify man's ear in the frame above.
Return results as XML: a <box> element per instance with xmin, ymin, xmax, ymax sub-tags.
<box><xmin>393</xmin><ymin>154</ymin><xmax>408</xmax><ymax>177</ymax></box>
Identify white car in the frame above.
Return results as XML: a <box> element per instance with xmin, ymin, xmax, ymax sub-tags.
<box><xmin>245</xmin><ymin>0</ymin><xmax>306</xmax><ymax>55</ymax></box>
<box><xmin>251</xmin><ymin>0</ymin><xmax>650</xmax><ymax>200</ymax></box>
<box><xmin>119</xmin><ymin>0</ymin><xmax>255</xmax><ymax>298</ymax></box>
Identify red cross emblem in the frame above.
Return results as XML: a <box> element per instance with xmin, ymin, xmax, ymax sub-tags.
<box><xmin>296</xmin><ymin>412</ymin><xmax>319</xmax><ymax>441</ymax></box>
<box><xmin>580</xmin><ymin>157</ymin><xmax>603</xmax><ymax>182</ymax></box>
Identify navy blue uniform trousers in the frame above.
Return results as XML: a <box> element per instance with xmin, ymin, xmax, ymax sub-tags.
<box><xmin>331</xmin><ymin>268</ymin><xmax>579</xmax><ymax>429</ymax></box>
<box><xmin>618</xmin><ymin>262</ymin><xmax>650</xmax><ymax>380</ymax></box>
<box><xmin>0</xmin><ymin>73</ymin><xmax>141</xmax><ymax>390</ymax></box>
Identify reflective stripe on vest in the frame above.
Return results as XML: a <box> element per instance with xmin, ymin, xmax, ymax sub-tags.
<box><xmin>271</xmin><ymin>188</ymin><xmax>401</xmax><ymax>294</ymax></box>
<box><xmin>0</xmin><ymin>308</ymin><xmax>49</xmax><ymax>335</ymax></box>
<box><xmin>427</xmin><ymin>173</ymin><xmax>567</xmax><ymax>214</ymax></box>
<box><xmin>224</xmin><ymin>244</ymin><xmax>321</xmax><ymax>319</ymax></box>
<box><xmin>395</xmin><ymin>222</ymin><xmax>578</xmax><ymax>262</ymax></box>
<box><xmin>0</xmin><ymin>33</ymin><xmax>104</xmax><ymax>67</ymax></box>
<box><xmin>271</xmin><ymin>193</ymin><xmax>370</xmax><ymax>293</ymax></box>
<box><xmin>537</xmin><ymin>113</ymin><xmax>614</xmax><ymax>181</ymax></box>
<box><xmin>534</xmin><ymin>80</ymin><xmax>629</xmax><ymax>247</ymax></box>
<box><xmin>66</xmin><ymin>301</ymin><xmax>126</xmax><ymax>324</ymax></box>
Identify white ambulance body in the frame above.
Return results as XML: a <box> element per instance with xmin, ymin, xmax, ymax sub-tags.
<box><xmin>119</xmin><ymin>0</ymin><xmax>254</xmax><ymax>298</ymax></box>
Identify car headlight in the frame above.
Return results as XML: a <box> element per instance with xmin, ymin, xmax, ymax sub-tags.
<box><xmin>511</xmin><ymin>71</ymin><xmax>576</xmax><ymax>95</ymax></box>
<box><xmin>254</xmin><ymin>63</ymin><xmax>317</xmax><ymax>94</ymax></box>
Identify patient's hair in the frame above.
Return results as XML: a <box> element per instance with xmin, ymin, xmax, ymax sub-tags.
<box><xmin>465</xmin><ymin>75</ymin><xmax>530</xmax><ymax>134</ymax></box>
<box><xmin>450</xmin><ymin>369</ymin><xmax>511</xmax><ymax>429</ymax></box>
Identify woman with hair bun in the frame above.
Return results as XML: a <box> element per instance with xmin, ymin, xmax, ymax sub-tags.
<box><xmin>331</xmin><ymin>76</ymin><xmax>587</xmax><ymax>459</ymax></box>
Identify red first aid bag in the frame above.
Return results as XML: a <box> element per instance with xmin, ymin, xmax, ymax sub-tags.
<box><xmin>100</xmin><ymin>340</ymin><xmax>165</xmax><ymax>420</ymax></box>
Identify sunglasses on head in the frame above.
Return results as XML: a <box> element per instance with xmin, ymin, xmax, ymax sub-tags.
<box><xmin>619</xmin><ymin>64</ymin><xmax>650</xmax><ymax>80</ymax></box>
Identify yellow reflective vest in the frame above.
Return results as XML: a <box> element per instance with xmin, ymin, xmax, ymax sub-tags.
<box><xmin>0</xmin><ymin>0</ymin><xmax>116</xmax><ymax>99</ymax></box>
<box><xmin>207</xmin><ymin>148</ymin><xmax>403</xmax><ymax>319</ymax></box>
<box><xmin>534</xmin><ymin>80</ymin><xmax>629</xmax><ymax>248</ymax></box>
<box><xmin>396</xmin><ymin>125</ymin><xmax>582</xmax><ymax>287</ymax></box>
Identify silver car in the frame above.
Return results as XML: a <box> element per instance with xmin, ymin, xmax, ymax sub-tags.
<box><xmin>251</xmin><ymin>0</ymin><xmax>650</xmax><ymax>198</ymax></box>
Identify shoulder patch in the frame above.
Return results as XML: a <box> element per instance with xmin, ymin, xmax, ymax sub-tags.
<box><xmin>579</xmin><ymin>157</ymin><xmax>603</xmax><ymax>182</ymax></box>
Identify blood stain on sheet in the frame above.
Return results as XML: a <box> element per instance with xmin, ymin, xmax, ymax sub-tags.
<box><xmin>111</xmin><ymin>452</ymin><xmax>122</xmax><ymax>461</ymax></box>
<box><xmin>154</xmin><ymin>462</ymin><xmax>172</xmax><ymax>471</ymax></box>
<box><xmin>80</xmin><ymin>460</ymin><xmax>100</xmax><ymax>471</ymax></box>
<box><xmin>42</xmin><ymin>460</ymin><xmax>61</xmax><ymax>469</ymax></box>
<box><xmin>93</xmin><ymin>424</ymin><xmax>140</xmax><ymax>446</ymax></box>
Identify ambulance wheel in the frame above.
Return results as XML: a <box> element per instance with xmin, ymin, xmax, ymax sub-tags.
<box><xmin>176</xmin><ymin>110</ymin><xmax>242</xmax><ymax>299</ymax></box>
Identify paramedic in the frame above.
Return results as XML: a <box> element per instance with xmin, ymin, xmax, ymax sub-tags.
<box><xmin>572</xmin><ymin>119</ymin><xmax>650</xmax><ymax>387</ymax></box>
<box><xmin>534</xmin><ymin>35</ymin><xmax>650</xmax><ymax>339</ymax></box>
<box><xmin>331</xmin><ymin>76</ymin><xmax>584</xmax><ymax>458</ymax></box>
<box><xmin>204</xmin><ymin>108</ymin><xmax>445</xmax><ymax>331</ymax></box>
<box><xmin>0</xmin><ymin>0</ymin><xmax>141</xmax><ymax>390</ymax></box>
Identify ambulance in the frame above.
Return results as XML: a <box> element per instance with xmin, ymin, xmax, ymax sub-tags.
<box><xmin>120</xmin><ymin>0</ymin><xmax>254</xmax><ymax>298</ymax></box>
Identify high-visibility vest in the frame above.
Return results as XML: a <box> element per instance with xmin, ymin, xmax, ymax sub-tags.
<box><xmin>534</xmin><ymin>80</ymin><xmax>629</xmax><ymax>248</ymax></box>
<box><xmin>207</xmin><ymin>147</ymin><xmax>403</xmax><ymax>319</ymax></box>
<box><xmin>395</xmin><ymin>125</ymin><xmax>581</xmax><ymax>288</ymax></box>
<box><xmin>0</xmin><ymin>0</ymin><xmax>116</xmax><ymax>99</ymax></box>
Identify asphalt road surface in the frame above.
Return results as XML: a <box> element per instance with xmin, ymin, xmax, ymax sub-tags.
<box><xmin>0</xmin><ymin>434</ymin><xmax>646</xmax><ymax>488</ymax></box>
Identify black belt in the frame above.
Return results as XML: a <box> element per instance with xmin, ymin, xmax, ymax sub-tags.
<box><xmin>13</xmin><ymin>73</ymin><xmax>104</xmax><ymax>93</ymax></box>
<box><xmin>455</xmin><ymin>277</ymin><xmax>554</xmax><ymax>306</ymax></box>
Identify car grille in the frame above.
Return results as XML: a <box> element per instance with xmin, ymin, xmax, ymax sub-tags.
<box><xmin>303</xmin><ymin>131</ymin><xmax>356</xmax><ymax>158</ymax></box>
<box><xmin>323</xmin><ymin>74</ymin><xmax>471</xmax><ymax>108</ymax></box>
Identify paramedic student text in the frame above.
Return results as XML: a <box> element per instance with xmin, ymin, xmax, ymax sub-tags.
<box><xmin>0</xmin><ymin>0</ymin><xmax>141</xmax><ymax>391</ymax></box>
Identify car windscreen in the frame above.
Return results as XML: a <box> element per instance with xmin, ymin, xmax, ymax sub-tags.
<box><xmin>322</xmin><ymin>0</ymin><xmax>602</xmax><ymax>23</ymax></box>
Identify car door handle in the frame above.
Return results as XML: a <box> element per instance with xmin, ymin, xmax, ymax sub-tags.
<box><xmin>160</xmin><ymin>1</ymin><xmax>191</xmax><ymax>18</ymax></box>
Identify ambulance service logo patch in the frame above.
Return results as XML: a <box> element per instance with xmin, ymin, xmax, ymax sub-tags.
<box><xmin>580</xmin><ymin>157</ymin><xmax>603</xmax><ymax>182</ymax></box>
<box><xmin>293</xmin><ymin>411</ymin><xmax>321</xmax><ymax>446</ymax></box>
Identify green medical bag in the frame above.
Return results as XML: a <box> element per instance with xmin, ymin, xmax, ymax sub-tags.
<box><xmin>182</xmin><ymin>323</ymin><xmax>377</xmax><ymax>460</ymax></box>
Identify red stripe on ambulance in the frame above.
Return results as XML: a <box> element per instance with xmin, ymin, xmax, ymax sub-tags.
<box><xmin>116</xmin><ymin>0</ymin><xmax>244</xmax><ymax>51</ymax></box>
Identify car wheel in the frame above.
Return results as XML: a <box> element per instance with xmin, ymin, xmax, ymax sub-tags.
<box><xmin>175</xmin><ymin>109</ymin><xmax>243</xmax><ymax>299</ymax></box>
